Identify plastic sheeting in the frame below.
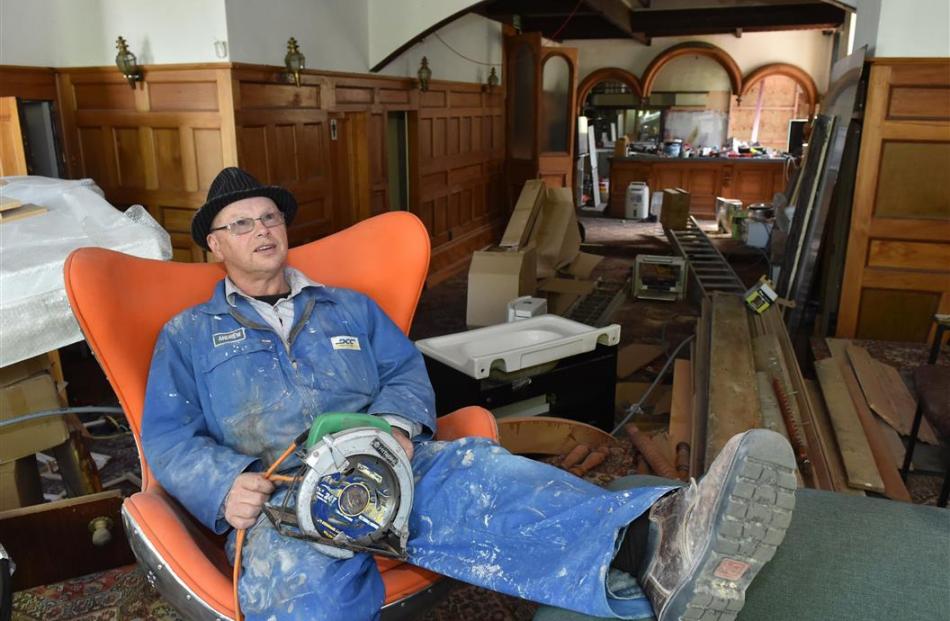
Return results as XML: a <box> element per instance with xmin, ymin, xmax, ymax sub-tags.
<box><xmin>0</xmin><ymin>176</ymin><xmax>172</xmax><ymax>367</ymax></box>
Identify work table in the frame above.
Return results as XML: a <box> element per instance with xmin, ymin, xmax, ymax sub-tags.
<box><xmin>608</xmin><ymin>156</ymin><xmax>788</xmax><ymax>218</ymax></box>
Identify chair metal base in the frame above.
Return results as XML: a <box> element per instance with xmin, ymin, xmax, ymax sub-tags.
<box><xmin>124</xmin><ymin>506</ymin><xmax>456</xmax><ymax>620</ymax></box>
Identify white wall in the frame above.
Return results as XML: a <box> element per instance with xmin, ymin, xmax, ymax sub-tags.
<box><xmin>225</xmin><ymin>0</ymin><xmax>369</xmax><ymax>72</ymax></box>
<box><xmin>375</xmin><ymin>12</ymin><xmax>502</xmax><ymax>84</ymax></box>
<box><xmin>873</xmin><ymin>0</ymin><xmax>950</xmax><ymax>57</ymax></box>
<box><xmin>567</xmin><ymin>30</ymin><xmax>835</xmax><ymax>92</ymax></box>
<box><xmin>0</xmin><ymin>0</ymin><xmax>229</xmax><ymax>66</ymax></box>
<box><xmin>368</xmin><ymin>0</ymin><xmax>479</xmax><ymax>70</ymax></box>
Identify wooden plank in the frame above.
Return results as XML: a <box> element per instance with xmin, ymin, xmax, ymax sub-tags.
<box><xmin>706</xmin><ymin>293</ymin><xmax>760</xmax><ymax>468</ymax></box>
<box><xmin>804</xmin><ymin>379</ymin><xmax>864</xmax><ymax>496</ymax></box>
<box><xmin>616</xmin><ymin>343</ymin><xmax>665</xmax><ymax>378</ymax></box>
<box><xmin>690</xmin><ymin>298</ymin><xmax>709</xmax><ymax>476</ymax></box>
<box><xmin>0</xmin><ymin>203</ymin><xmax>47</xmax><ymax>222</ymax></box>
<box><xmin>669</xmin><ymin>359</ymin><xmax>693</xmax><ymax>478</ymax></box>
<box><xmin>875</xmin><ymin>359</ymin><xmax>939</xmax><ymax>444</ymax></box>
<box><xmin>815</xmin><ymin>358</ymin><xmax>886</xmax><ymax>493</ymax></box>
<box><xmin>847</xmin><ymin>345</ymin><xmax>906</xmax><ymax>433</ymax></box>
<box><xmin>826</xmin><ymin>338</ymin><xmax>912</xmax><ymax>501</ymax></box>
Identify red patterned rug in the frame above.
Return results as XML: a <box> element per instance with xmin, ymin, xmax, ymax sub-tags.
<box><xmin>12</xmin><ymin>563</ymin><xmax>536</xmax><ymax>621</ymax></box>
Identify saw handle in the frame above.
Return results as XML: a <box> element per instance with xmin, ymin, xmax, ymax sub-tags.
<box><xmin>305</xmin><ymin>412</ymin><xmax>393</xmax><ymax>448</ymax></box>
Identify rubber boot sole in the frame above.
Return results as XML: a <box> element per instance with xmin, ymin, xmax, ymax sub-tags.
<box><xmin>660</xmin><ymin>431</ymin><xmax>797</xmax><ymax>621</ymax></box>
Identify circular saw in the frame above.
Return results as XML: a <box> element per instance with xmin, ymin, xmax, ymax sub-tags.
<box><xmin>262</xmin><ymin>413</ymin><xmax>413</xmax><ymax>560</ymax></box>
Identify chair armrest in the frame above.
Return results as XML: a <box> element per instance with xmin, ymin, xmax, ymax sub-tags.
<box><xmin>123</xmin><ymin>491</ymin><xmax>235</xmax><ymax>616</ymax></box>
<box><xmin>434</xmin><ymin>406</ymin><xmax>498</xmax><ymax>442</ymax></box>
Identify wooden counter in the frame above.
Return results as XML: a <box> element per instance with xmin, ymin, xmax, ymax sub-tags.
<box><xmin>608</xmin><ymin>156</ymin><xmax>788</xmax><ymax>218</ymax></box>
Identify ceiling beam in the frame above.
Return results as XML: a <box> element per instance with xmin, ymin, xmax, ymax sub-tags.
<box><xmin>630</xmin><ymin>4</ymin><xmax>846</xmax><ymax>38</ymax></box>
<box><xmin>582</xmin><ymin>0</ymin><xmax>650</xmax><ymax>44</ymax></box>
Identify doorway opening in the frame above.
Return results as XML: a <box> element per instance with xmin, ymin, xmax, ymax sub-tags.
<box><xmin>387</xmin><ymin>111</ymin><xmax>409</xmax><ymax>211</ymax></box>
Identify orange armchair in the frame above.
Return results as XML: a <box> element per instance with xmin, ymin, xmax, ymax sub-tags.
<box><xmin>64</xmin><ymin>211</ymin><xmax>498</xmax><ymax>620</ymax></box>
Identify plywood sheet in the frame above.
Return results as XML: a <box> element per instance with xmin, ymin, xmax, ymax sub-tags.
<box><xmin>706</xmin><ymin>293</ymin><xmax>759</xmax><ymax>468</ymax></box>
<box><xmin>815</xmin><ymin>358</ymin><xmax>885</xmax><ymax>493</ymax></box>
<box><xmin>616</xmin><ymin>343</ymin><xmax>665</xmax><ymax>379</ymax></box>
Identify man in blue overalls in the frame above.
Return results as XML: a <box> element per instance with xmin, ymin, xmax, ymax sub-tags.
<box><xmin>142</xmin><ymin>167</ymin><xmax>798</xmax><ymax>621</ymax></box>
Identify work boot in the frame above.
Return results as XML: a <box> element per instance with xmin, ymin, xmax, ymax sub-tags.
<box><xmin>639</xmin><ymin>429</ymin><xmax>797</xmax><ymax>621</ymax></box>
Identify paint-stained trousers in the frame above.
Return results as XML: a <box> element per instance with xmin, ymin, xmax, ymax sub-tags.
<box><xmin>227</xmin><ymin>436</ymin><xmax>674</xmax><ymax>621</ymax></box>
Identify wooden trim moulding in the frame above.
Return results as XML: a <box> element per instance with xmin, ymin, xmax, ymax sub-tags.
<box><xmin>577</xmin><ymin>67</ymin><xmax>644</xmax><ymax>110</ymax></box>
<box><xmin>641</xmin><ymin>42</ymin><xmax>743</xmax><ymax>98</ymax></box>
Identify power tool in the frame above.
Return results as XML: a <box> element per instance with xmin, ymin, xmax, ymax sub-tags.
<box><xmin>261</xmin><ymin>413</ymin><xmax>414</xmax><ymax>560</ymax></box>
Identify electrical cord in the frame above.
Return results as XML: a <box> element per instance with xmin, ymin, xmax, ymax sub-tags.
<box><xmin>611</xmin><ymin>333</ymin><xmax>695</xmax><ymax>436</ymax></box>
<box><xmin>0</xmin><ymin>406</ymin><xmax>124</xmax><ymax>429</ymax></box>
<box><xmin>433</xmin><ymin>33</ymin><xmax>501</xmax><ymax>67</ymax></box>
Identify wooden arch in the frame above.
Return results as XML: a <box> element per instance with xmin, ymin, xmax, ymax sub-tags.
<box><xmin>741</xmin><ymin>63</ymin><xmax>819</xmax><ymax>117</ymax></box>
<box><xmin>576</xmin><ymin>67</ymin><xmax>644</xmax><ymax>111</ymax></box>
<box><xmin>640</xmin><ymin>42</ymin><xmax>742</xmax><ymax>99</ymax></box>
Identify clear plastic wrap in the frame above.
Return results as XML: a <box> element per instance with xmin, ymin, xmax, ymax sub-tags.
<box><xmin>0</xmin><ymin>176</ymin><xmax>172</xmax><ymax>367</ymax></box>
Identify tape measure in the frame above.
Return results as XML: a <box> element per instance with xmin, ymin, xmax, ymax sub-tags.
<box><xmin>262</xmin><ymin>413</ymin><xmax>413</xmax><ymax>560</ymax></box>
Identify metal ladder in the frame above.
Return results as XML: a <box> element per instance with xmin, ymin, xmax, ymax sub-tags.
<box><xmin>665</xmin><ymin>217</ymin><xmax>745</xmax><ymax>298</ymax></box>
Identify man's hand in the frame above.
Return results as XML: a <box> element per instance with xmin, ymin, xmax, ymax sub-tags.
<box><xmin>392</xmin><ymin>428</ymin><xmax>414</xmax><ymax>460</ymax></box>
<box><xmin>224</xmin><ymin>472</ymin><xmax>275</xmax><ymax>529</ymax></box>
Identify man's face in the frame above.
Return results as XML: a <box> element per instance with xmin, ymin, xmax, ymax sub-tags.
<box><xmin>206</xmin><ymin>196</ymin><xmax>289</xmax><ymax>282</ymax></box>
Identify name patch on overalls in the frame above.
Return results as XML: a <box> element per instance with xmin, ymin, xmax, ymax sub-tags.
<box><xmin>330</xmin><ymin>335</ymin><xmax>361</xmax><ymax>351</ymax></box>
<box><xmin>212</xmin><ymin>327</ymin><xmax>246</xmax><ymax>347</ymax></box>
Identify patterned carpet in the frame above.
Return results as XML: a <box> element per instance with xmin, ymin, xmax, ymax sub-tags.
<box><xmin>12</xmin><ymin>563</ymin><xmax>538</xmax><ymax>621</ymax></box>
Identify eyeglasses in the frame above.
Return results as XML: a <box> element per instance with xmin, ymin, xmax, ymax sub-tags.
<box><xmin>210</xmin><ymin>211</ymin><xmax>285</xmax><ymax>236</ymax></box>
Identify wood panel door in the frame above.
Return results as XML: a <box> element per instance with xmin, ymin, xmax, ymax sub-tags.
<box><xmin>0</xmin><ymin>97</ymin><xmax>27</xmax><ymax>176</ymax></box>
<box><xmin>837</xmin><ymin>60</ymin><xmax>950</xmax><ymax>343</ymax></box>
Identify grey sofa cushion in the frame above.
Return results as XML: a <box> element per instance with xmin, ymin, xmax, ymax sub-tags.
<box><xmin>533</xmin><ymin>476</ymin><xmax>950</xmax><ymax>621</ymax></box>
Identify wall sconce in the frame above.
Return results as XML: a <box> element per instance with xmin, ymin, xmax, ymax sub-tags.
<box><xmin>114</xmin><ymin>36</ymin><xmax>142</xmax><ymax>89</ymax></box>
<box><xmin>284</xmin><ymin>37</ymin><xmax>306</xmax><ymax>87</ymax></box>
<box><xmin>486</xmin><ymin>67</ymin><xmax>499</xmax><ymax>91</ymax></box>
<box><xmin>417</xmin><ymin>57</ymin><xmax>432</xmax><ymax>93</ymax></box>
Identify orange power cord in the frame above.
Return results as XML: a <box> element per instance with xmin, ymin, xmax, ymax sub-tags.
<box><xmin>232</xmin><ymin>439</ymin><xmax>299</xmax><ymax>621</ymax></box>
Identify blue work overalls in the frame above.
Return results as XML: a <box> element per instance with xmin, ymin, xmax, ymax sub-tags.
<box><xmin>142</xmin><ymin>281</ymin><xmax>670</xmax><ymax>620</ymax></box>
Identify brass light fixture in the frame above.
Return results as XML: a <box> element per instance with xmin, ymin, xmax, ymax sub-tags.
<box><xmin>486</xmin><ymin>67</ymin><xmax>499</xmax><ymax>91</ymax></box>
<box><xmin>417</xmin><ymin>57</ymin><xmax>432</xmax><ymax>92</ymax></box>
<box><xmin>114</xmin><ymin>36</ymin><xmax>142</xmax><ymax>89</ymax></box>
<box><xmin>285</xmin><ymin>37</ymin><xmax>306</xmax><ymax>87</ymax></box>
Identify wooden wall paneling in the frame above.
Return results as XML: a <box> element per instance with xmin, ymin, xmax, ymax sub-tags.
<box><xmin>0</xmin><ymin>65</ymin><xmax>58</xmax><ymax>100</ymax></box>
<box><xmin>837</xmin><ymin>60</ymin><xmax>950</xmax><ymax>342</ymax></box>
<box><xmin>57</xmin><ymin>66</ymin><xmax>234</xmax><ymax>262</ymax></box>
<box><xmin>231</xmin><ymin>67</ymin><xmax>335</xmax><ymax>247</ymax></box>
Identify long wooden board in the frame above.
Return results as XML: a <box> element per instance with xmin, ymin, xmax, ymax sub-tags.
<box><xmin>706</xmin><ymin>293</ymin><xmax>760</xmax><ymax>468</ymax></box>
<box><xmin>804</xmin><ymin>379</ymin><xmax>864</xmax><ymax>496</ymax></box>
<box><xmin>826</xmin><ymin>339</ymin><xmax>911</xmax><ymax>501</ymax></box>
<box><xmin>814</xmin><ymin>358</ymin><xmax>886</xmax><ymax>493</ymax></box>
<box><xmin>669</xmin><ymin>359</ymin><xmax>693</xmax><ymax>468</ymax></box>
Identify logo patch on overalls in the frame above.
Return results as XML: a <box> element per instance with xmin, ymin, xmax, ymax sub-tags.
<box><xmin>330</xmin><ymin>335</ymin><xmax>361</xmax><ymax>351</ymax></box>
<box><xmin>212</xmin><ymin>327</ymin><xmax>246</xmax><ymax>347</ymax></box>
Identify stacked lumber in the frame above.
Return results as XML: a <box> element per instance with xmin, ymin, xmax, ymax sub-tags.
<box><xmin>809</xmin><ymin>339</ymin><xmax>914</xmax><ymax>501</ymax></box>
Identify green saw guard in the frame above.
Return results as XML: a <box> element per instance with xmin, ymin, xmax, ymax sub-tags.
<box><xmin>304</xmin><ymin>412</ymin><xmax>392</xmax><ymax>448</ymax></box>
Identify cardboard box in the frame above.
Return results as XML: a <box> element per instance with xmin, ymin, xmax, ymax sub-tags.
<box><xmin>0</xmin><ymin>371</ymin><xmax>69</xmax><ymax>464</ymax></box>
<box><xmin>500</xmin><ymin>179</ymin><xmax>546</xmax><ymax>250</ymax></box>
<box><xmin>660</xmin><ymin>188</ymin><xmax>691</xmax><ymax>230</ymax></box>
<box><xmin>466</xmin><ymin>246</ymin><xmax>538</xmax><ymax>327</ymax></box>
<box><xmin>715</xmin><ymin>197</ymin><xmax>743</xmax><ymax>234</ymax></box>
<box><xmin>529</xmin><ymin>187</ymin><xmax>582</xmax><ymax>278</ymax></box>
<box><xmin>0</xmin><ymin>354</ymin><xmax>51</xmax><ymax>389</ymax></box>
<box><xmin>538</xmin><ymin>277</ymin><xmax>596</xmax><ymax>315</ymax></box>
